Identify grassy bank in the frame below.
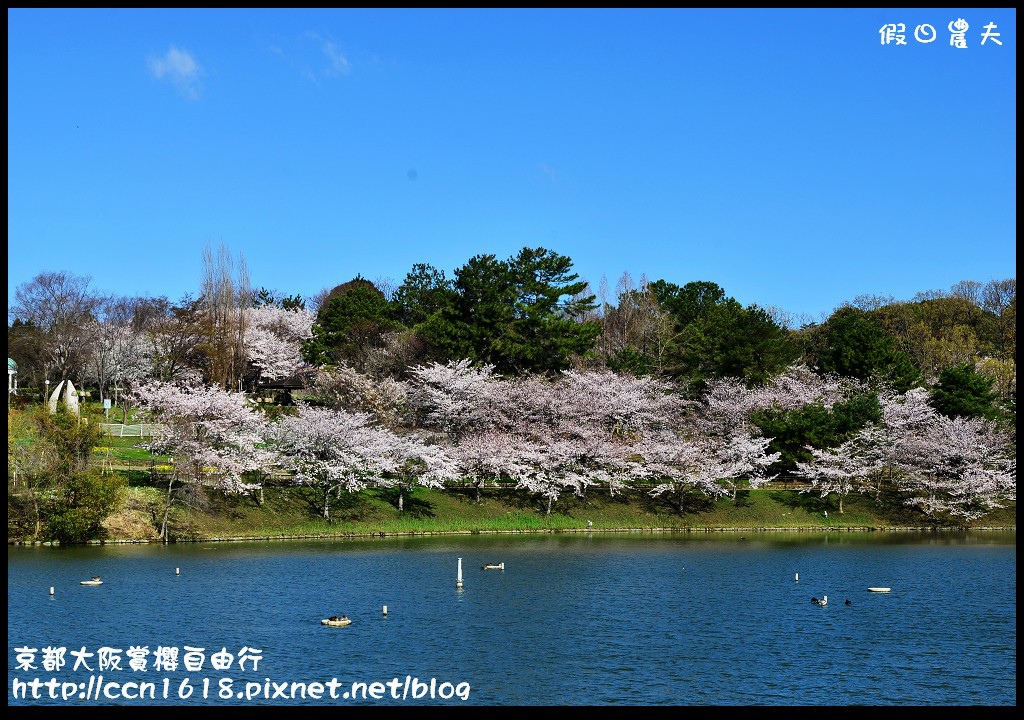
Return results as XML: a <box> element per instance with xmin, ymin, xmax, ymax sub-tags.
<box><xmin>85</xmin><ymin>481</ymin><xmax>1016</xmax><ymax>544</ymax></box>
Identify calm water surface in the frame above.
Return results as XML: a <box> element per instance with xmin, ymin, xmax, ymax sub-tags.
<box><xmin>7</xmin><ymin>531</ymin><xmax>1016</xmax><ymax>706</ymax></box>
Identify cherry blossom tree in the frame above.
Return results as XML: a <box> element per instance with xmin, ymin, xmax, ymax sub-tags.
<box><xmin>452</xmin><ymin>429</ymin><xmax>535</xmax><ymax>502</ymax></box>
<box><xmin>404</xmin><ymin>359</ymin><xmax>501</xmax><ymax>438</ymax></box>
<box><xmin>794</xmin><ymin>423</ymin><xmax>890</xmax><ymax>513</ymax></box>
<box><xmin>874</xmin><ymin>386</ymin><xmax>943</xmax><ymax>500</ymax></box>
<box><xmin>557</xmin><ymin>369</ymin><xmax>686</xmax><ymax>438</ymax></box>
<box><xmin>513</xmin><ymin>435</ymin><xmax>597</xmax><ymax>515</ymax></box>
<box><xmin>379</xmin><ymin>432</ymin><xmax>461</xmax><ymax>512</ymax></box>
<box><xmin>273</xmin><ymin>404</ymin><xmax>458</xmax><ymax>519</ymax></box>
<box><xmin>273</xmin><ymin>405</ymin><xmax>404</xmax><ymax>521</ymax></box>
<box><xmin>751</xmin><ymin>363</ymin><xmax>854</xmax><ymax>412</ymax></box>
<box><xmin>486</xmin><ymin>370</ymin><xmax>684</xmax><ymax>510</ymax></box>
<box><xmin>633</xmin><ymin>432</ymin><xmax>733</xmax><ymax>513</ymax></box>
<box><xmin>131</xmin><ymin>381</ymin><xmax>270</xmax><ymax>541</ymax></box>
<box><xmin>84</xmin><ymin>311</ymin><xmax>151</xmax><ymax>414</ymax></box>
<box><xmin>690</xmin><ymin>377</ymin><xmax>780</xmax><ymax>499</ymax></box>
<box><xmin>310</xmin><ymin>364</ymin><xmax>409</xmax><ymax>429</ymax></box>
<box><xmin>873</xmin><ymin>386</ymin><xmax>1015</xmax><ymax>520</ymax></box>
<box><xmin>894</xmin><ymin>413</ymin><xmax>1015</xmax><ymax>521</ymax></box>
<box><xmin>407</xmin><ymin>365</ymin><xmax>689</xmax><ymax>511</ymax></box>
<box><xmin>243</xmin><ymin>304</ymin><xmax>315</xmax><ymax>384</ymax></box>
<box><xmin>699</xmin><ymin>376</ymin><xmax>764</xmax><ymax>437</ymax></box>
<box><xmin>417</xmin><ymin>371</ymin><xmax>562</xmax><ymax>508</ymax></box>
<box><xmin>709</xmin><ymin>433</ymin><xmax>781</xmax><ymax>499</ymax></box>
<box><xmin>237</xmin><ymin>431</ymin><xmax>283</xmax><ymax>508</ymax></box>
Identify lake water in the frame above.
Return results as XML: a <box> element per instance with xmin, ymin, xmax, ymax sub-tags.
<box><xmin>7</xmin><ymin>531</ymin><xmax>1016</xmax><ymax>706</ymax></box>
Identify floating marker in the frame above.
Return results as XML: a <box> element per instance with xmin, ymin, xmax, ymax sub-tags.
<box><xmin>382</xmin><ymin>605</ymin><xmax>388</xmax><ymax>616</ymax></box>
<box><xmin>456</xmin><ymin>557</ymin><xmax>464</xmax><ymax>589</ymax></box>
<box><xmin>176</xmin><ymin>568</ymin><xmax>180</xmax><ymax>575</ymax></box>
<box><xmin>795</xmin><ymin>573</ymin><xmax>799</xmax><ymax>582</ymax></box>
<box><xmin>50</xmin><ymin>586</ymin><xmax>55</xmax><ymax>596</ymax></box>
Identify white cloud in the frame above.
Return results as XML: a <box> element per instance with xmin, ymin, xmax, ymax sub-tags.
<box><xmin>538</xmin><ymin>163</ymin><xmax>560</xmax><ymax>184</ymax></box>
<box><xmin>296</xmin><ymin>31</ymin><xmax>351</xmax><ymax>81</ymax></box>
<box><xmin>320</xmin><ymin>39</ymin><xmax>351</xmax><ymax>76</ymax></box>
<box><xmin>263</xmin><ymin>31</ymin><xmax>353</xmax><ymax>85</ymax></box>
<box><xmin>148</xmin><ymin>46</ymin><xmax>202</xmax><ymax>100</ymax></box>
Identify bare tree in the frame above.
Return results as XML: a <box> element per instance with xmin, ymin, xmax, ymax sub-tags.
<box><xmin>9</xmin><ymin>271</ymin><xmax>106</xmax><ymax>385</ymax></box>
<box><xmin>980</xmin><ymin>278</ymin><xmax>1015</xmax><ymax>316</ymax></box>
<box><xmin>596</xmin><ymin>272</ymin><xmax>673</xmax><ymax>374</ymax></box>
<box><xmin>199</xmin><ymin>242</ymin><xmax>250</xmax><ymax>390</ymax></box>
<box><xmin>142</xmin><ymin>295</ymin><xmax>206</xmax><ymax>385</ymax></box>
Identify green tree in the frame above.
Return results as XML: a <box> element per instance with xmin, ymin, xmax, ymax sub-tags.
<box><xmin>648</xmin><ymin>280</ymin><xmax>798</xmax><ymax>392</ymax></box>
<box><xmin>649</xmin><ymin>279</ymin><xmax>727</xmax><ymax>327</ymax></box>
<box><xmin>303</xmin><ymin>277</ymin><xmax>401</xmax><ymax>371</ymax></box>
<box><xmin>392</xmin><ymin>263</ymin><xmax>454</xmax><ymax>328</ymax></box>
<box><xmin>280</xmin><ymin>294</ymin><xmax>306</xmax><ymax>311</ymax></box>
<box><xmin>679</xmin><ymin>302</ymin><xmax>798</xmax><ymax>390</ymax></box>
<box><xmin>417</xmin><ymin>248</ymin><xmax>600</xmax><ymax>375</ymax></box>
<box><xmin>805</xmin><ymin>306</ymin><xmax>919</xmax><ymax>391</ymax></box>
<box><xmin>751</xmin><ymin>392</ymin><xmax>882</xmax><ymax>475</ymax></box>
<box><xmin>500</xmin><ymin>246</ymin><xmax>600</xmax><ymax>374</ymax></box>
<box><xmin>252</xmin><ymin>287</ymin><xmax>278</xmax><ymax>307</ymax></box>
<box><xmin>44</xmin><ymin>470</ymin><xmax>124</xmax><ymax>544</ymax></box>
<box><xmin>929</xmin><ymin>363</ymin><xmax>1003</xmax><ymax>420</ymax></box>
<box><xmin>445</xmin><ymin>253</ymin><xmax>518</xmax><ymax>367</ymax></box>
<box><xmin>7</xmin><ymin>407</ymin><xmax>124</xmax><ymax>543</ymax></box>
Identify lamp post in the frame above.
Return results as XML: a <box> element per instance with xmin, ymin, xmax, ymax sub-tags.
<box><xmin>44</xmin><ymin>379</ymin><xmax>49</xmax><ymax>406</ymax></box>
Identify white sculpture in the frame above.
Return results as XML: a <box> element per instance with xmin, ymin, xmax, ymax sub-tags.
<box><xmin>47</xmin><ymin>379</ymin><xmax>81</xmax><ymax>415</ymax></box>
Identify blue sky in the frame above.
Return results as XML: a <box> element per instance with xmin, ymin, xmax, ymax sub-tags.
<box><xmin>7</xmin><ymin>8</ymin><xmax>1016</xmax><ymax>324</ymax></box>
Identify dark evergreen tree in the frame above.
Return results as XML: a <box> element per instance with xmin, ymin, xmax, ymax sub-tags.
<box><xmin>302</xmin><ymin>276</ymin><xmax>400</xmax><ymax>370</ymax></box>
<box><xmin>392</xmin><ymin>263</ymin><xmax>454</xmax><ymax>327</ymax></box>
<box><xmin>929</xmin><ymin>363</ymin><xmax>1003</xmax><ymax>420</ymax></box>
<box><xmin>751</xmin><ymin>391</ymin><xmax>882</xmax><ymax>475</ymax></box>
<box><xmin>648</xmin><ymin>280</ymin><xmax>798</xmax><ymax>392</ymax></box>
<box><xmin>805</xmin><ymin>306</ymin><xmax>919</xmax><ymax>391</ymax></box>
<box><xmin>410</xmin><ymin>248</ymin><xmax>600</xmax><ymax>375</ymax></box>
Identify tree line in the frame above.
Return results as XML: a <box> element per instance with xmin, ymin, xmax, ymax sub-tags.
<box><xmin>7</xmin><ymin>243</ymin><xmax>1016</xmax><ymax>541</ymax></box>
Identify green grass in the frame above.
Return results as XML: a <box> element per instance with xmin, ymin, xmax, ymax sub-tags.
<box><xmin>11</xmin><ymin>404</ymin><xmax>1013</xmax><ymax>543</ymax></box>
<box><xmin>97</xmin><ymin>482</ymin><xmax>1015</xmax><ymax>544</ymax></box>
<box><xmin>90</xmin><ymin>434</ymin><xmax>173</xmax><ymax>474</ymax></box>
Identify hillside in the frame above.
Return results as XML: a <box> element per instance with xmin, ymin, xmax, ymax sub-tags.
<box><xmin>79</xmin><ymin>483</ymin><xmax>1017</xmax><ymax>544</ymax></box>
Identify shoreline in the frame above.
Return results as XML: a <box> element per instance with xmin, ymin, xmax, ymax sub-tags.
<box><xmin>9</xmin><ymin>524</ymin><xmax>1016</xmax><ymax>545</ymax></box>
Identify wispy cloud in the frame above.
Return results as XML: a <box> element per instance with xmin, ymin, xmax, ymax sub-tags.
<box><xmin>317</xmin><ymin>36</ymin><xmax>351</xmax><ymax>77</ymax></box>
<box><xmin>538</xmin><ymin>163</ymin><xmax>560</xmax><ymax>185</ymax></box>
<box><xmin>269</xmin><ymin>31</ymin><xmax>352</xmax><ymax>84</ymax></box>
<box><xmin>302</xmin><ymin>31</ymin><xmax>351</xmax><ymax>80</ymax></box>
<box><xmin>148</xmin><ymin>46</ymin><xmax>202</xmax><ymax>100</ymax></box>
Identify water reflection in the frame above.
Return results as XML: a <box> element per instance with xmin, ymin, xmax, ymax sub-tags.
<box><xmin>8</xmin><ymin>531</ymin><xmax>1016</xmax><ymax>706</ymax></box>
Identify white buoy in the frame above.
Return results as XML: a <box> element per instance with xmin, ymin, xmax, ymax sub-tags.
<box><xmin>456</xmin><ymin>557</ymin><xmax>464</xmax><ymax>589</ymax></box>
<box><xmin>176</xmin><ymin>567</ymin><xmax>180</xmax><ymax>575</ymax></box>
<box><xmin>382</xmin><ymin>605</ymin><xmax>388</xmax><ymax>616</ymax></box>
<box><xmin>795</xmin><ymin>573</ymin><xmax>799</xmax><ymax>582</ymax></box>
<box><xmin>50</xmin><ymin>586</ymin><xmax>55</xmax><ymax>596</ymax></box>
